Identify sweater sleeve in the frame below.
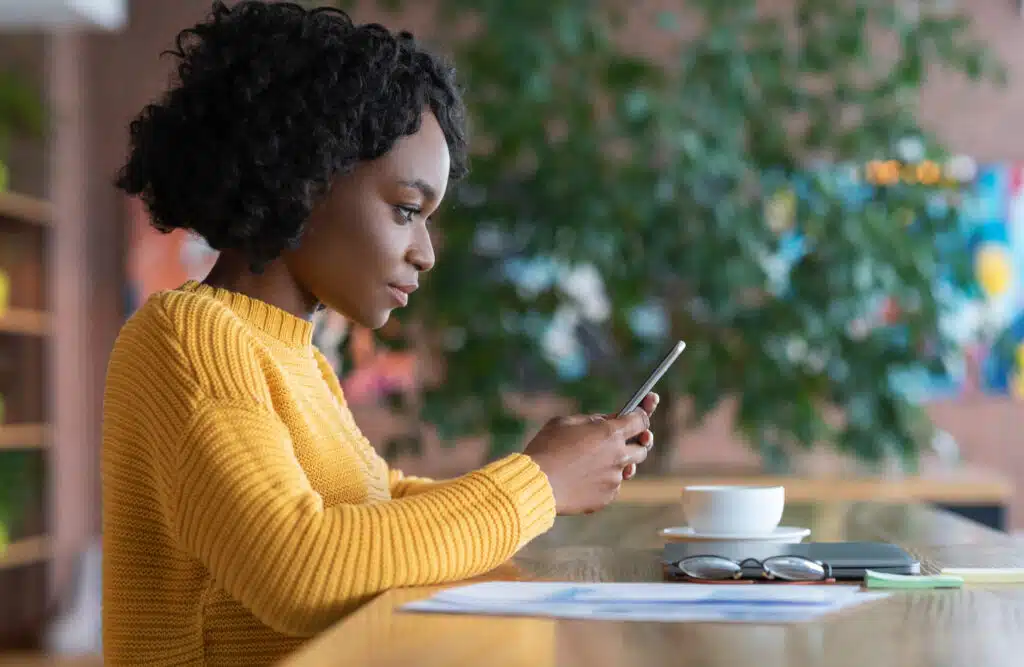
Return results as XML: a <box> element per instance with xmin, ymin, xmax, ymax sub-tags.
<box><xmin>171</xmin><ymin>400</ymin><xmax>555</xmax><ymax>637</ymax></box>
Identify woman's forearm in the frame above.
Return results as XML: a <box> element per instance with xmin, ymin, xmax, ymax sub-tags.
<box><xmin>173</xmin><ymin>401</ymin><xmax>555</xmax><ymax>636</ymax></box>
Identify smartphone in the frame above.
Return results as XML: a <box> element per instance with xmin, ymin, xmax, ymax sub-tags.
<box><xmin>617</xmin><ymin>340</ymin><xmax>686</xmax><ymax>418</ymax></box>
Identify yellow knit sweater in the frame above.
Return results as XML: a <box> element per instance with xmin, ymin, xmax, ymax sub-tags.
<box><xmin>101</xmin><ymin>281</ymin><xmax>556</xmax><ymax>666</ymax></box>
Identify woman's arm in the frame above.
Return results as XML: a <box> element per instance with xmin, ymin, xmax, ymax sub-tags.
<box><xmin>171</xmin><ymin>400</ymin><xmax>555</xmax><ymax>638</ymax></box>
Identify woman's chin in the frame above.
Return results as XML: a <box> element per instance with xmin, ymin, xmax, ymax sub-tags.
<box><xmin>320</xmin><ymin>300</ymin><xmax>392</xmax><ymax>330</ymax></box>
<box><xmin>361</xmin><ymin>308</ymin><xmax>394</xmax><ymax>331</ymax></box>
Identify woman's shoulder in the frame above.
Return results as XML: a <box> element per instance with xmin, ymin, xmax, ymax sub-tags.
<box><xmin>117</xmin><ymin>285</ymin><xmax>252</xmax><ymax>350</ymax></box>
<box><xmin>109</xmin><ymin>285</ymin><xmax>271</xmax><ymax>402</ymax></box>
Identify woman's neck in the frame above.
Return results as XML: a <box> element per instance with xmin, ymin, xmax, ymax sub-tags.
<box><xmin>202</xmin><ymin>251</ymin><xmax>318</xmax><ymax>320</ymax></box>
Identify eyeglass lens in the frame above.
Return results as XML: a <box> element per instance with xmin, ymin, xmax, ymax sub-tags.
<box><xmin>759</xmin><ymin>556</ymin><xmax>828</xmax><ymax>580</ymax></box>
<box><xmin>677</xmin><ymin>555</ymin><xmax>828</xmax><ymax>581</ymax></box>
<box><xmin>677</xmin><ymin>555</ymin><xmax>743</xmax><ymax>580</ymax></box>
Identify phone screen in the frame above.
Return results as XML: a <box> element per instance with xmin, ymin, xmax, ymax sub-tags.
<box><xmin>617</xmin><ymin>340</ymin><xmax>686</xmax><ymax>418</ymax></box>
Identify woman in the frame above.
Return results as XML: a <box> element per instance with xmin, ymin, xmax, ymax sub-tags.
<box><xmin>102</xmin><ymin>2</ymin><xmax>657</xmax><ymax>665</ymax></box>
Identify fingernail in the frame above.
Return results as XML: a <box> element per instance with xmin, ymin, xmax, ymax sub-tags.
<box><xmin>653</xmin><ymin>392</ymin><xmax>660</xmax><ymax>406</ymax></box>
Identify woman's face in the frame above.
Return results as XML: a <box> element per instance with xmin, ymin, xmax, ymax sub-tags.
<box><xmin>285</xmin><ymin>111</ymin><xmax>450</xmax><ymax>329</ymax></box>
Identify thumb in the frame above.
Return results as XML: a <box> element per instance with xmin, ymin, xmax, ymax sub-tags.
<box><xmin>607</xmin><ymin>408</ymin><xmax>649</xmax><ymax>440</ymax></box>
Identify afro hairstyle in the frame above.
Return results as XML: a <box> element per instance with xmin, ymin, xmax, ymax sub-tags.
<box><xmin>115</xmin><ymin>0</ymin><xmax>468</xmax><ymax>271</ymax></box>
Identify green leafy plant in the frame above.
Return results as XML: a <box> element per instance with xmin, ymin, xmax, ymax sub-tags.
<box><xmin>0</xmin><ymin>451</ymin><xmax>41</xmax><ymax>550</ymax></box>
<box><xmin>0</xmin><ymin>70</ymin><xmax>44</xmax><ymax>152</ymax></box>
<box><xmin>317</xmin><ymin>0</ymin><xmax>1004</xmax><ymax>472</ymax></box>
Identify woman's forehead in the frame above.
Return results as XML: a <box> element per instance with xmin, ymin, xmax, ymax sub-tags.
<box><xmin>370</xmin><ymin>114</ymin><xmax>450</xmax><ymax>194</ymax></box>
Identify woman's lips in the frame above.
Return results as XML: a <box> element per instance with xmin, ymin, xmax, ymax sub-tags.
<box><xmin>387</xmin><ymin>283</ymin><xmax>417</xmax><ymax>306</ymax></box>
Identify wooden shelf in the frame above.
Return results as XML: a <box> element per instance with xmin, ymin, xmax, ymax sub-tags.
<box><xmin>0</xmin><ymin>424</ymin><xmax>49</xmax><ymax>450</ymax></box>
<box><xmin>618</xmin><ymin>463</ymin><xmax>1015</xmax><ymax>505</ymax></box>
<box><xmin>0</xmin><ymin>534</ymin><xmax>50</xmax><ymax>570</ymax></box>
<box><xmin>0</xmin><ymin>192</ymin><xmax>51</xmax><ymax>227</ymax></box>
<box><xmin>0</xmin><ymin>308</ymin><xmax>50</xmax><ymax>335</ymax></box>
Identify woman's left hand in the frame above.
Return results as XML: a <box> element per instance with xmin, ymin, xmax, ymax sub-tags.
<box><xmin>622</xmin><ymin>392</ymin><xmax>659</xmax><ymax>480</ymax></box>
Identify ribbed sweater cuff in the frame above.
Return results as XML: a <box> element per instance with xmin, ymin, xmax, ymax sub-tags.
<box><xmin>478</xmin><ymin>453</ymin><xmax>556</xmax><ymax>549</ymax></box>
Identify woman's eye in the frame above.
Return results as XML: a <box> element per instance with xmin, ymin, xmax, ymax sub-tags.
<box><xmin>394</xmin><ymin>205</ymin><xmax>419</xmax><ymax>224</ymax></box>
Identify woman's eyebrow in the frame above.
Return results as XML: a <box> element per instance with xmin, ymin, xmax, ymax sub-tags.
<box><xmin>397</xmin><ymin>178</ymin><xmax>438</xmax><ymax>202</ymax></box>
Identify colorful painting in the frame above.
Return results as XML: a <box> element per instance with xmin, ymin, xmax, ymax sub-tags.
<box><xmin>754</xmin><ymin>161</ymin><xmax>1024</xmax><ymax>402</ymax></box>
<box><xmin>887</xmin><ymin>162</ymin><xmax>1024</xmax><ymax>402</ymax></box>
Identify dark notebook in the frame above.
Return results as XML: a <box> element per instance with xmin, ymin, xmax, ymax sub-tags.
<box><xmin>662</xmin><ymin>541</ymin><xmax>921</xmax><ymax>581</ymax></box>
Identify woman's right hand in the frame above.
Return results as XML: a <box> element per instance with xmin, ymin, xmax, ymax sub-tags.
<box><xmin>524</xmin><ymin>406</ymin><xmax>652</xmax><ymax>515</ymax></box>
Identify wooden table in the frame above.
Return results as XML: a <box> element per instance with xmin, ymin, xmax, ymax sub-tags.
<box><xmin>278</xmin><ymin>501</ymin><xmax>1024</xmax><ymax>667</ymax></box>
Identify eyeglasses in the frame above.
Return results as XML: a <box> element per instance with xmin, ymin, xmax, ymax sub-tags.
<box><xmin>674</xmin><ymin>555</ymin><xmax>833</xmax><ymax>582</ymax></box>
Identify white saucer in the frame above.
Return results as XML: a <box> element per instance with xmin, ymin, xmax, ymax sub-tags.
<box><xmin>659</xmin><ymin>526</ymin><xmax>811</xmax><ymax>543</ymax></box>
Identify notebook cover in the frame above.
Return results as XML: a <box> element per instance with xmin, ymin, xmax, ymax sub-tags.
<box><xmin>661</xmin><ymin>541</ymin><xmax>920</xmax><ymax>581</ymax></box>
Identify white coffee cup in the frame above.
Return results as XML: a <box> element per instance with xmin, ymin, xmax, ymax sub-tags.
<box><xmin>680</xmin><ymin>485</ymin><xmax>785</xmax><ymax>535</ymax></box>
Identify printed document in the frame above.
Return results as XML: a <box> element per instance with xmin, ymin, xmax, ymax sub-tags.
<box><xmin>402</xmin><ymin>581</ymin><xmax>888</xmax><ymax>623</ymax></box>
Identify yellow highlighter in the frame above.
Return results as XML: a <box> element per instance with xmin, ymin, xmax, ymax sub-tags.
<box><xmin>939</xmin><ymin>567</ymin><xmax>1024</xmax><ymax>584</ymax></box>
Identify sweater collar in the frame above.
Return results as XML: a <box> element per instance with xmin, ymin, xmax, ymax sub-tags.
<box><xmin>180</xmin><ymin>280</ymin><xmax>315</xmax><ymax>348</ymax></box>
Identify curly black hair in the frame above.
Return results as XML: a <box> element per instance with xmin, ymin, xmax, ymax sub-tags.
<box><xmin>116</xmin><ymin>1</ymin><xmax>468</xmax><ymax>270</ymax></box>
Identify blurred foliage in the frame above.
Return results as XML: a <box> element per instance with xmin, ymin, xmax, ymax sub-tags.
<box><xmin>0</xmin><ymin>451</ymin><xmax>43</xmax><ymax>544</ymax></box>
<box><xmin>0</xmin><ymin>70</ymin><xmax>44</xmax><ymax>152</ymax></box>
<box><xmin>315</xmin><ymin>0</ymin><xmax>1004</xmax><ymax>471</ymax></box>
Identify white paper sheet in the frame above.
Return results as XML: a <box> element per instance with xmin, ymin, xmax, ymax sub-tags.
<box><xmin>401</xmin><ymin>581</ymin><xmax>888</xmax><ymax>624</ymax></box>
